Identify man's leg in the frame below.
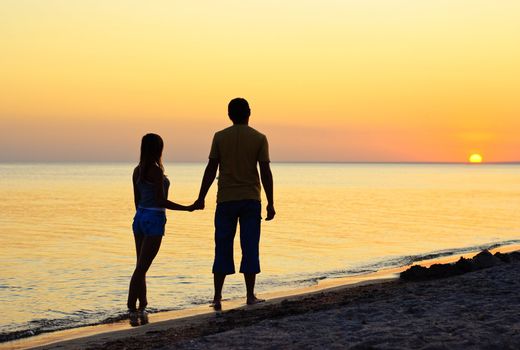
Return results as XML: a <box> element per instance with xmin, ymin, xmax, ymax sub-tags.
<box><xmin>212</xmin><ymin>202</ymin><xmax>238</xmax><ymax>310</ymax></box>
<box><xmin>239</xmin><ymin>200</ymin><xmax>264</xmax><ymax>305</ymax></box>
<box><xmin>213</xmin><ymin>273</ymin><xmax>226</xmax><ymax>310</ymax></box>
<box><xmin>244</xmin><ymin>273</ymin><xmax>264</xmax><ymax>304</ymax></box>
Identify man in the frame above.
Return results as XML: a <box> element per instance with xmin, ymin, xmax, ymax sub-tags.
<box><xmin>196</xmin><ymin>97</ymin><xmax>275</xmax><ymax>310</ymax></box>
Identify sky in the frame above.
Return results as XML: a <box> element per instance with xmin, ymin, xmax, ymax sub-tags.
<box><xmin>1</xmin><ymin>0</ymin><xmax>519</xmax><ymax>162</ymax></box>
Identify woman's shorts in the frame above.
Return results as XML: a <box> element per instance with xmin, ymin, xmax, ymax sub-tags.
<box><xmin>132</xmin><ymin>208</ymin><xmax>167</xmax><ymax>236</ymax></box>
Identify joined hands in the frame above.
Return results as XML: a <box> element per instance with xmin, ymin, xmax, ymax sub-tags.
<box><xmin>188</xmin><ymin>199</ymin><xmax>275</xmax><ymax>221</ymax></box>
<box><xmin>188</xmin><ymin>198</ymin><xmax>205</xmax><ymax>211</ymax></box>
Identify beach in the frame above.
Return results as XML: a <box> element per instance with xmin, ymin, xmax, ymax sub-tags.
<box><xmin>3</xmin><ymin>162</ymin><xmax>520</xmax><ymax>340</ymax></box>
<box><xmin>1</xmin><ymin>163</ymin><xmax>519</xmax><ymax>348</ymax></box>
<box><xmin>3</xmin><ymin>0</ymin><xmax>520</xmax><ymax>348</ymax></box>
<box><xmin>9</xmin><ymin>250</ymin><xmax>516</xmax><ymax>350</ymax></box>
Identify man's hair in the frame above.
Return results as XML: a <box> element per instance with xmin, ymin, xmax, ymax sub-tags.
<box><xmin>228</xmin><ymin>98</ymin><xmax>251</xmax><ymax>123</ymax></box>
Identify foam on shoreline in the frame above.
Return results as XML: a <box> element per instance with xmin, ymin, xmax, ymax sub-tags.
<box><xmin>2</xmin><ymin>244</ymin><xmax>519</xmax><ymax>350</ymax></box>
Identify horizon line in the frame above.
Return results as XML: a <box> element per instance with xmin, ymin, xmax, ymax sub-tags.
<box><xmin>1</xmin><ymin>160</ymin><xmax>519</xmax><ymax>165</ymax></box>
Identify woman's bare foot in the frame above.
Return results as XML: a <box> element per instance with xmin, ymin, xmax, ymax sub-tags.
<box><xmin>128</xmin><ymin>309</ymin><xmax>139</xmax><ymax>327</ymax></box>
<box><xmin>138</xmin><ymin>311</ymin><xmax>149</xmax><ymax>325</ymax></box>
<box><xmin>246</xmin><ymin>295</ymin><xmax>265</xmax><ymax>305</ymax></box>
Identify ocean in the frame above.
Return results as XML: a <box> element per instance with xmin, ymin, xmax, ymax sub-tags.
<box><xmin>1</xmin><ymin>162</ymin><xmax>519</xmax><ymax>341</ymax></box>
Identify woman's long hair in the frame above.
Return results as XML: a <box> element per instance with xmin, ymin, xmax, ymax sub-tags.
<box><xmin>138</xmin><ymin>133</ymin><xmax>164</xmax><ymax>182</ymax></box>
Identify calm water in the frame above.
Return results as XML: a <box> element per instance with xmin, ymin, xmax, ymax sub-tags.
<box><xmin>1</xmin><ymin>163</ymin><xmax>520</xmax><ymax>341</ymax></box>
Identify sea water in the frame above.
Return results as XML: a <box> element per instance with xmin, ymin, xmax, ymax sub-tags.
<box><xmin>1</xmin><ymin>163</ymin><xmax>519</xmax><ymax>341</ymax></box>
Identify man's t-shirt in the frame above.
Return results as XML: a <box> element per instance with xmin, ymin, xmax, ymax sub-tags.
<box><xmin>209</xmin><ymin>124</ymin><xmax>270</xmax><ymax>203</ymax></box>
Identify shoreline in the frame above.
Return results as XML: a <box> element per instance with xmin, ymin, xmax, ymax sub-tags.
<box><xmin>2</xmin><ymin>244</ymin><xmax>519</xmax><ymax>350</ymax></box>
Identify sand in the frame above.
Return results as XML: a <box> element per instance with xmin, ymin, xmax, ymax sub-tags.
<box><xmin>17</xmin><ymin>251</ymin><xmax>519</xmax><ymax>350</ymax></box>
<box><xmin>163</xmin><ymin>259</ymin><xmax>520</xmax><ymax>350</ymax></box>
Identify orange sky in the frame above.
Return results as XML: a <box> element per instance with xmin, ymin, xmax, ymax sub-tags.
<box><xmin>1</xmin><ymin>1</ymin><xmax>519</xmax><ymax>162</ymax></box>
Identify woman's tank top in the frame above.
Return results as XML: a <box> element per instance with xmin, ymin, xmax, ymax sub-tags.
<box><xmin>137</xmin><ymin>176</ymin><xmax>170</xmax><ymax>209</ymax></box>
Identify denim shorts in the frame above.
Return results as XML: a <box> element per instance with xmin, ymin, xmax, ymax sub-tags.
<box><xmin>132</xmin><ymin>208</ymin><xmax>167</xmax><ymax>236</ymax></box>
<box><xmin>212</xmin><ymin>200</ymin><xmax>261</xmax><ymax>275</ymax></box>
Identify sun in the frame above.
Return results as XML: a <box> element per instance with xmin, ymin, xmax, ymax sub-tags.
<box><xmin>469</xmin><ymin>153</ymin><xmax>483</xmax><ymax>163</ymax></box>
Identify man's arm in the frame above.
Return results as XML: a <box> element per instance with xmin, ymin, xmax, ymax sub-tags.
<box><xmin>259</xmin><ymin>161</ymin><xmax>275</xmax><ymax>220</ymax></box>
<box><xmin>195</xmin><ymin>158</ymin><xmax>219</xmax><ymax>209</ymax></box>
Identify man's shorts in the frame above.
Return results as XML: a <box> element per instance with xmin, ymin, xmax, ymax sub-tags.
<box><xmin>212</xmin><ymin>200</ymin><xmax>261</xmax><ymax>275</ymax></box>
<box><xmin>132</xmin><ymin>208</ymin><xmax>167</xmax><ymax>237</ymax></box>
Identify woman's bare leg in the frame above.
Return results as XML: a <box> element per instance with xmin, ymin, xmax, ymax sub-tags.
<box><xmin>127</xmin><ymin>236</ymin><xmax>162</xmax><ymax>311</ymax></box>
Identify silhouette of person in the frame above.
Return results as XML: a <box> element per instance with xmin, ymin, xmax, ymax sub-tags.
<box><xmin>127</xmin><ymin>133</ymin><xmax>198</xmax><ymax>318</ymax></box>
<box><xmin>196</xmin><ymin>98</ymin><xmax>275</xmax><ymax>310</ymax></box>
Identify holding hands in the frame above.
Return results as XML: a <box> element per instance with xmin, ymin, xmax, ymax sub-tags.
<box><xmin>193</xmin><ymin>198</ymin><xmax>205</xmax><ymax>210</ymax></box>
<box><xmin>186</xmin><ymin>198</ymin><xmax>204</xmax><ymax>212</ymax></box>
<box><xmin>189</xmin><ymin>197</ymin><xmax>275</xmax><ymax>222</ymax></box>
<box><xmin>189</xmin><ymin>197</ymin><xmax>276</xmax><ymax>222</ymax></box>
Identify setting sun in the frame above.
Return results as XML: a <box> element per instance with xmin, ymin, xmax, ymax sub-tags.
<box><xmin>469</xmin><ymin>153</ymin><xmax>483</xmax><ymax>163</ymax></box>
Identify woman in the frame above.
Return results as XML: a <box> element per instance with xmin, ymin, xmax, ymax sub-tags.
<box><xmin>128</xmin><ymin>133</ymin><xmax>198</xmax><ymax>314</ymax></box>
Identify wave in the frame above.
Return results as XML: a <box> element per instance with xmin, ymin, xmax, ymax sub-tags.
<box><xmin>258</xmin><ymin>239</ymin><xmax>520</xmax><ymax>289</ymax></box>
<box><xmin>2</xmin><ymin>239</ymin><xmax>519</xmax><ymax>344</ymax></box>
<box><xmin>0</xmin><ymin>306</ymin><xmax>180</xmax><ymax>343</ymax></box>
<box><xmin>357</xmin><ymin>239</ymin><xmax>520</xmax><ymax>272</ymax></box>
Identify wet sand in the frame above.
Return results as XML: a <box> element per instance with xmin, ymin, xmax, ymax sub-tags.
<box><xmin>3</xmin><ymin>247</ymin><xmax>520</xmax><ymax>350</ymax></box>
<box><xmin>170</xmin><ymin>258</ymin><xmax>520</xmax><ymax>350</ymax></box>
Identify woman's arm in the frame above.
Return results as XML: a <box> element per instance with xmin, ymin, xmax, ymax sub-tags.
<box><xmin>149</xmin><ymin>166</ymin><xmax>195</xmax><ymax>211</ymax></box>
<box><xmin>132</xmin><ymin>166</ymin><xmax>140</xmax><ymax>210</ymax></box>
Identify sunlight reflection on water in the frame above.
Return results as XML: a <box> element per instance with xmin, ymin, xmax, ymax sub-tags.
<box><xmin>0</xmin><ymin>162</ymin><xmax>519</xmax><ymax>338</ymax></box>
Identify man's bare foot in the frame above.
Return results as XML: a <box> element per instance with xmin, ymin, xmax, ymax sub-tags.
<box><xmin>210</xmin><ymin>298</ymin><xmax>222</xmax><ymax>311</ymax></box>
<box><xmin>246</xmin><ymin>296</ymin><xmax>265</xmax><ymax>305</ymax></box>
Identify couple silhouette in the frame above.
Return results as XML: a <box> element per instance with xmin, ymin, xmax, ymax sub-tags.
<box><xmin>127</xmin><ymin>98</ymin><xmax>275</xmax><ymax>316</ymax></box>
